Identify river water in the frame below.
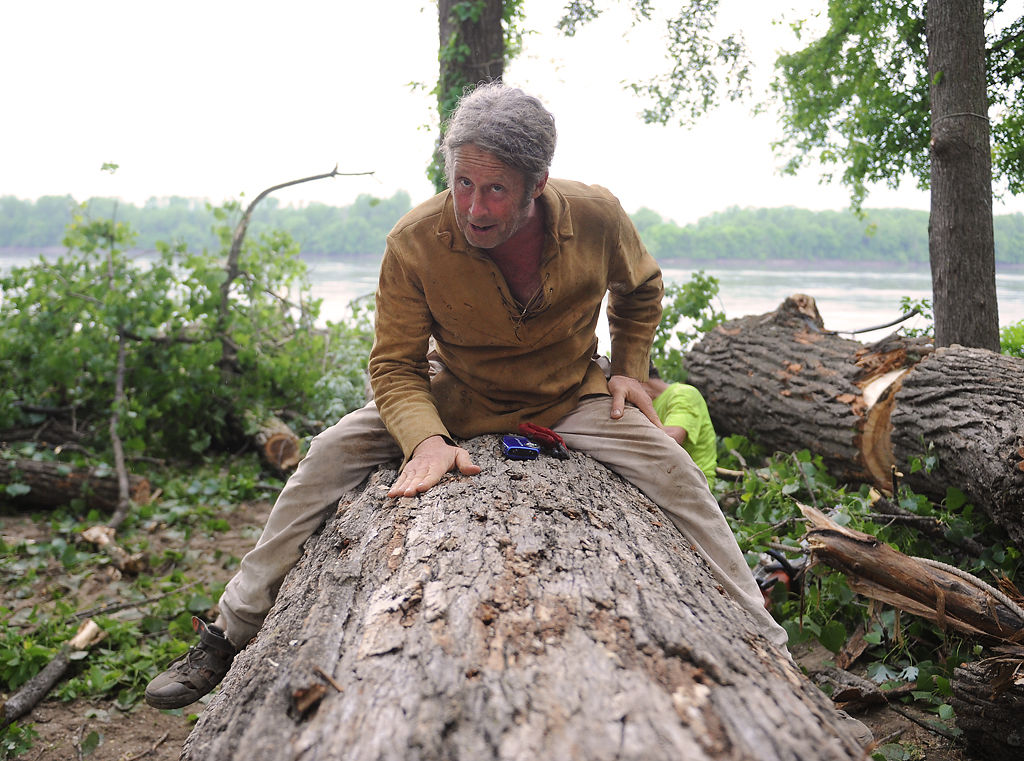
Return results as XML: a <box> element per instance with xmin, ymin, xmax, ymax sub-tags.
<box><xmin>308</xmin><ymin>257</ymin><xmax>1024</xmax><ymax>350</ymax></box>
<box><xmin>4</xmin><ymin>251</ymin><xmax>1023</xmax><ymax>349</ymax></box>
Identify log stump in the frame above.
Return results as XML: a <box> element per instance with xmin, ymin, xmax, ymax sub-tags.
<box><xmin>685</xmin><ymin>294</ymin><xmax>1024</xmax><ymax>546</ymax></box>
<box><xmin>182</xmin><ymin>436</ymin><xmax>866</xmax><ymax>760</ymax></box>
<box><xmin>252</xmin><ymin>416</ymin><xmax>303</xmax><ymax>472</ymax></box>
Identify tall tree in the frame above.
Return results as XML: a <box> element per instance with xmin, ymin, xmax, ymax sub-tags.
<box><xmin>927</xmin><ymin>0</ymin><xmax>1000</xmax><ymax>350</ymax></box>
<box><xmin>429</xmin><ymin>0</ymin><xmax>526</xmax><ymax>191</ymax></box>
<box><xmin>771</xmin><ymin>0</ymin><xmax>1020</xmax><ymax>350</ymax></box>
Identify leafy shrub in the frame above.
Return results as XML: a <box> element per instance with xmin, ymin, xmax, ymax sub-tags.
<box><xmin>1000</xmin><ymin>318</ymin><xmax>1024</xmax><ymax>357</ymax></box>
<box><xmin>651</xmin><ymin>270</ymin><xmax>726</xmax><ymax>382</ymax></box>
<box><xmin>0</xmin><ymin>202</ymin><xmax>373</xmax><ymax>460</ymax></box>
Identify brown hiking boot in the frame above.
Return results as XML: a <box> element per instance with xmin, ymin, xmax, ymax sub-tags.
<box><xmin>145</xmin><ymin>616</ymin><xmax>237</xmax><ymax>709</ymax></box>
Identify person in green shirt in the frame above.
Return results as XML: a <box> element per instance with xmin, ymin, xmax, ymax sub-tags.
<box><xmin>641</xmin><ymin>364</ymin><xmax>718</xmax><ymax>481</ymax></box>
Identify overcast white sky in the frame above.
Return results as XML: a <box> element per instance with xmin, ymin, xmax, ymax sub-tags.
<box><xmin>3</xmin><ymin>0</ymin><xmax>1023</xmax><ymax>226</ymax></box>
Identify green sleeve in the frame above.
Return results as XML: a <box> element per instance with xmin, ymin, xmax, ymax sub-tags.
<box><xmin>652</xmin><ymin>384</ymin><xmax>718</xmax><ymax>480</ymax></box>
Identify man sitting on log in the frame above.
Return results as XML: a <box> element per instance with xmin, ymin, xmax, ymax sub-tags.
<box><xmin>144</xmin><ymin>81</ymin><xmax>789</xmax><ymax>710</ymax></box>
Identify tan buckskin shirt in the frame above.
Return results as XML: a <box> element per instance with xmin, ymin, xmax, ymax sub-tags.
<box><xmin>368</xmin><ymin>178</ymin><xmax>664</xmax><ymax>459</ymax></box>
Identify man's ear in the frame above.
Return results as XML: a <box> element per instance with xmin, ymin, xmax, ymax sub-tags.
<box><xmin>532</xmin><ymin>172</ymin><xmax>549</xmax><ymax>199</ymax></box>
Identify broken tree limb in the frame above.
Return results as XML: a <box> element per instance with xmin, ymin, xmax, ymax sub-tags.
<box><xmin>0</xmin><ymin>619</ymin><xmax>104</xmax><ymax>729</ymax></box>
<box><xmin>107</xmin><ymin>329</ymin><xmax>134</xmax><ymax>529</ymax></box>
<box><xmin>1</xmin><ymin>457</ymin><xmax>150</xmax><ymax>512</ymax></box>
<box><xmin>81</xmin><ymin>525</ymin><xmax>147</xmax><ymax>574</ymax></box>
<box><xmin>685</xmin><ymin>294</ymin><xmax>1024</xmax><ymax>547</ymax></box>
<box><xmin>216</xmin><ymin>167</ymin><xmax>374</xmax><ymax>379</ymax></box>
<box><xmin>250</xmin><ymin>415</ymin><xmax>303</xmax><ymax>472</ymax></box>
<box><xmin>183</xmin><ymin>437</ymin><xmax>867</xmax><ymax>761</ymax></box>
<box><xmin>800</xmin><ymin>503</ymin><xmax>1024</xmax><ymax>642</ymax></box>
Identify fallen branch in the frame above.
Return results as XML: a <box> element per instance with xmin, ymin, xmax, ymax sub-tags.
<box><xmin>800</xmin><ymin>503</ymin><xmax>1024</xmax><ymax>642</ymax></box>
<box><xmin>81</xmin><ymin>525</ymin><xmax>147</xmax><ymax>575</ymax></box>
<box><xmin>811</xmin><ymin>665</ymin><xmax>960</xmax><ymax>742</ymax></box>
<box><xmin>107</xmin><ymin>330</ymin><xmax>134</xmax><ymax>529</ymax></box>
<box><xmin>121</xmin><ymin>730</ymin><xmax>171</xmax><ymax>761</ymax></box>
<box><xmin>0</xmin><ymin>619</ymin><xmax>105</xmax><ymax>729</ymax></box>
<box><xmin>72</xmin><ymin>580</ymin><xmax>201</xmax><ymax>621</ymax></box>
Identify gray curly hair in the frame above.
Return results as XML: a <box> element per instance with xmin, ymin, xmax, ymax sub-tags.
<box><xmin>441</xmin><ymin>81</ymin><xmax>557</xmax><ymax>196</ymax></box>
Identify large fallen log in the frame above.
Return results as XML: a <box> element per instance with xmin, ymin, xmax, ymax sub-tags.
<box><xmin>182</xmin><ymin>436</ymin><xmax>866</xmax><ymax>761</ymax></box>
<box><xmin>685</xmin><ymin>294</ymin><xmax>1024</xmax><ymax>546</ymax></box>
<box><xmin>0</xmin><ymin>457</ymin><xmax>151</xmax><ymax>511</ymax></box>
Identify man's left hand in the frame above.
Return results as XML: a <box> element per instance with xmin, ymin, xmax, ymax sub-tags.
<box><xmin>608</xmin><ymin>374</ymin><xmax>661</xmax><ymax>427</ymax></box>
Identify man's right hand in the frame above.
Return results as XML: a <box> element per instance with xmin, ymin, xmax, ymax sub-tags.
<box><xmin>387</xmin><ymin>435</ymin><xmax>481</xmax><ymax>498</ymax></box>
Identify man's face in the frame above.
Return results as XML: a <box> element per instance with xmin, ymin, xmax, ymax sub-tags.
<box><xmin>450</xmin><ymin>144</ymin><xmax>543</xmax><ymax>250</ymax></box>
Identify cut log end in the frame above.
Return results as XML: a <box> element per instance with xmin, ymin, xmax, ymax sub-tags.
<box><xmin>252</xmin><ymin>417</ymin><xmax>302</xmax><ymax>471</ymax></box>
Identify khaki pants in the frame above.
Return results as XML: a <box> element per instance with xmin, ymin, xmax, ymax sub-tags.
<box><xmin>218</xmin><ymin>397</ymin><xmax>788</xmax><ymax>648</ymax></box>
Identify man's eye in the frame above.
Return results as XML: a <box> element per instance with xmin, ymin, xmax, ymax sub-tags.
<box><xmin>459</xmin><ymin>178</ymin><xmax>472</xmax><ymax>188</ymax></box>
<box><xmin>490</xmin><ymin>185</ymin><xmax>504</xmax><ymax>193</ymax></box>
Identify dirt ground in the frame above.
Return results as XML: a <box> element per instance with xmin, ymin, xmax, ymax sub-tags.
<box><xmin>2</xmin><ymin>499</ymin><xmax>969</xmax><ymax>761</ymax></box>
<box><xmin>0</xmin><ymin>499</ymin><xmax>270</xmax><ymax>761</ymax></box>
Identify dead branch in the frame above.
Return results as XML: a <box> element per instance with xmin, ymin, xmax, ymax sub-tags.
<box><xmin>81</xmin><ymin>525</ymin><xmax>147</xmax><ymax>574</ymax></box>
<box><xmin>216</xmin><ymin>167</ymin><xmax>374</xmax><ymax>378</ymax></box>
<box><xmin>801</xmin><ymin>503</ymin><xmax>1024</xmax><ymax>642</ymax></box>
<box><xmin>0</xmin><ymin>619</ymin><xmax>104</xmax><ymax>729</ymax></box>
<box><xmin>107</xmin><ymin>331</ymin><xmax>133</xmax><ymax>529</ymax></box>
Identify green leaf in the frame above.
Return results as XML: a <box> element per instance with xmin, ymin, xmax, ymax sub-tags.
<box><xmin>819</xmin><ymin>619</ymin><xmax>847</xmax><ymax>653</ymax></box>
<box><xmin>80</xmin><ymin>730</ymin><xmax>101</xmax><ymax>756</ymax></box>
<box><xmin>186</xmin><ymin>594</ymin><xmax>214</xmax><ymax>613</ymax></box>
<box><xmin>945</xmin><ymin>487</ymin><xmax>968</xmax><ymax>510</ymax></box>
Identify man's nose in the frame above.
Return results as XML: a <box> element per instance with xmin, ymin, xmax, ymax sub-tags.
<box><xmin>468</xmin><ymin>189</ymin><xmax>486</xmax><ymax>217</ymax></box>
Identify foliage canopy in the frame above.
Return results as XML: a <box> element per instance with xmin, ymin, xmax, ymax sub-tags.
<box><xmin>772</xmin><ymin>0</ymin><xmax>1024</xmax><ymax>208</ymax></box>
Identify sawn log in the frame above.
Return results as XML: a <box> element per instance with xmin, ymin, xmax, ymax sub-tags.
<box><xmin>252</xmin><ymin>416</ymin><xmax>303</xmax><ymax>472</ymax></box>
<box><xmin>182</xmin><ymin>436</ymin><xmax>866</xmax><ymax>761</ymax></box>
<box><xmin>0</xmin><ymin>457</ymin><xmax>151</xmax><ymax>512</ymax></box>
<box><xmin>685</xmin><ymin>294</ymin><xmax>1024</xmax><ymax>546</ymax></box>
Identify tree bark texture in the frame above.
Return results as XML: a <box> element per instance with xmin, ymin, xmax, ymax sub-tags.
<box><xmin>927</xmin><ymin>0</ymin><xmax>1000</xmax><ymax>351</ymax></box>
<box><xmin>439</xmin><ymin>0</ymin><xmax>505</xmax><ymax>102</ymax></box>
<box><xmin>685</xmin><ymin>295</ymin><xmax>1024</xmax><ymax>546</ymax></box>
<box><xmin>951</xmin><ymin>651</ymin><xmax>1024</xmax><ymax>761</ymax></box>
<box><xmin>1</xmin><ymin>458</ymin><xmax>151</xmax><ymax>512</ymax></box>
<box><xmin>182</xmin><ymin>437</ymin><xmax>866</xmax><ymax>761</ymax></box>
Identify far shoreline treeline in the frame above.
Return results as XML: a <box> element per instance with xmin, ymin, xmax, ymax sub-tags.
<box><xmin>2</xmin><ymin>193</ymin><xmax>1023</xmax><ymax>265</ymax></box>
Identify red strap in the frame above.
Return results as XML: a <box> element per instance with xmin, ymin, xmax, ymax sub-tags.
<box><xmin>518</xmin><ymin>422</ymin><xmax>565</xmax><ymax>447</ymax></box>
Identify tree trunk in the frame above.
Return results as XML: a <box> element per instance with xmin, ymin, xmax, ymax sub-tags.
<box><xmin>927</xmin><ymin>0</ymin><xmax>1000</xmax><ymax>351</ymax></box>
<box><xmin>182</xmin><ymin>436</ymin><xmax>866</xmax><ymax>761</ymax></box>
<box><xmin>685</xmin><ymin>295</ymin><xmax>1024</xmax><ymax>546</ymax></box>
<box><xmin>439</xmin><ymin>0</ymin><xmax>504</xmax><ymax>92</ymax></box>
<box><xmin>431</xmin><ymin>0</ymin><xmax>507</xmax><ymax>190</ymax></box>
<box><xmin>1</xmin><ymin>458</ymin><xmax>151</xmax><ymax>512</ymax></box>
